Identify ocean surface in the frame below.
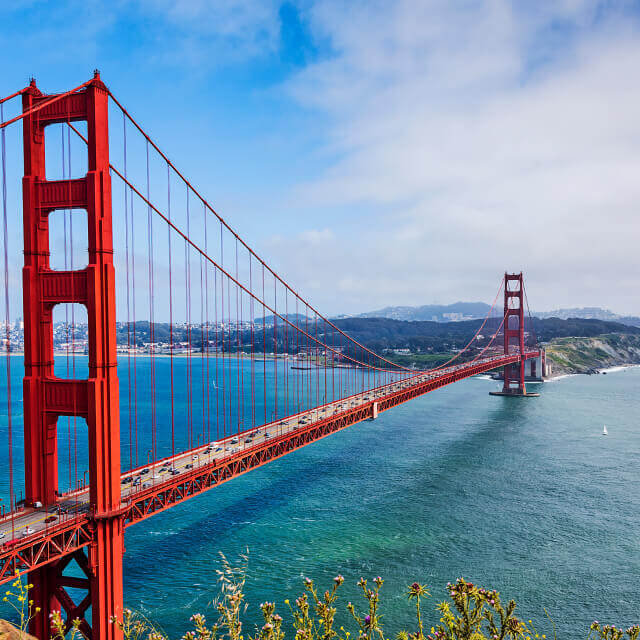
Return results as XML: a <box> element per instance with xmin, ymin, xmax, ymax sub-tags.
<box><xmin>1</xmin><ymin>359</ymin><xmax>639</xmax><ymax>636</ymax></box>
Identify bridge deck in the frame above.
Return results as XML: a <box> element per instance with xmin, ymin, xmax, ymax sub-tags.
<box><xmin>0</xmin><ymin>351</ymin><xmax>539</xmax><ymax>584</ymax></box>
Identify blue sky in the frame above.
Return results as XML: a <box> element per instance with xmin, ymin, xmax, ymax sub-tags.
<box><xmin>2</xmin><ymin>0</ymin><xmax>640</xmax><ymax>315</ymax></box>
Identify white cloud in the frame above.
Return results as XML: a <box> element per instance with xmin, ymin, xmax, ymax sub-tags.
<box><xmin>267</xmin><ymin>0</ymin><xmax>640</xmax><ymax>315</ymax></box>
<box><xmin>136</xmin><ymin>0</ymin><xmax>283</xmax><ymax>64</ymax></box>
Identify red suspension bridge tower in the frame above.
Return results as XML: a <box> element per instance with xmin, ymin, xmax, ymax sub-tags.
<box><xmin>490</xmin><ymin>272</ymin><xmax>539</xmax><ymax>397</ymax></box>
<box><xmin>21</xmin><ymin>72</ymin><xmax>123</xmax><ymax>640</ymax></box>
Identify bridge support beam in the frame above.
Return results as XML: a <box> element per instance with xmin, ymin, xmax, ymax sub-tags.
<box><xmin>490</xmin><ymin>273</ymin><xmax>539</xmax><ymax>397</ymax></box>
<box><xmin>22</xmin><ymin>74</ymin><xmax>123</xmax><ymax>640</ymax></box>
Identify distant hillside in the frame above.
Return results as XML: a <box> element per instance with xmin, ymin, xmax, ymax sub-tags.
<box><xmin>332</xmin><ymin>316</ymin><xmax>640</xmax><ymax>356</ymax></box>
<box><xmin>262</xmin><ymin>313</ymin><xmax>309</xmax><ymax>325</ymax></box>
<box><xmin>356</xmin><ymin>301</ymin><xmax>494</xmax><ymax>322</ymax></box>
<box><xmin>534</xmin><ymin>306</ymin><xmax>620</xmax><ymax>320</ymax></box>
<box><xmin>534</xmin><ymin>307</ymin><xmax>640</xmax><ymax>326</ymax></box>
<box><xmin>352</xmin><ymin>303</ymin><xmax>640</xmax><ymax>328</ymax></box>
<box><xmin>619</xmin><ymin>316</ymin><xmax>640</xmax><ymax>328</ymax></box>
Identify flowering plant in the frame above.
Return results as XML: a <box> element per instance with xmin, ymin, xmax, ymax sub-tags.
<box><xmin>2</xmin><ymin>560</ymin><xmax>639</xmax><ymax>640</ymax></box>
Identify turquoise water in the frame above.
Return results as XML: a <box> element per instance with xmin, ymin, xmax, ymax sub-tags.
<box><xmin>2</xmin><ymin>361</ymin><xmax>639</xmax><ymax>636</ymax></box>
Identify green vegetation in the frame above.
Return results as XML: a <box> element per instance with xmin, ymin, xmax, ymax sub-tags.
<box><xmin>115</xmin><ymin>317</ymin><xmax>640</xmax><ymax>357</ymax></box>
<box><xmin>2</xmin><ymin>555</ymin><xmax>639</xmax><ymax>640</ymax></box>
<box><xmin>545</xmin><ymin>334</ymin><xmax>640</xmax><ymax>375</ymax></box>
<box><xmin>1</xmin><ymin>572</ymin><xmax>40</xmax><ymax>637</ymax></box>
<box><xmin>332</xmin><ymin>317</ymin><xmax>640</xmax><ymax>358</ymax></box>
<box><xmin>110</xmin><ymin>314</ymin><xmax>640</xmax><ymax>376</ymax></box>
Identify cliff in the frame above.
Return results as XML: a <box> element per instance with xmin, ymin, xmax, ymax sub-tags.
<box><xmin>545</xmin><ymin>333</ymin><xmax>640</xmax><ymax>375</ymax></box>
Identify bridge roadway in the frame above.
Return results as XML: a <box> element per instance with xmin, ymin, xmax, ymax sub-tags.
<box><xmin>0</xmin><ymin>350</ymin><xmax>539</xmax><ymax>583</ymax></box>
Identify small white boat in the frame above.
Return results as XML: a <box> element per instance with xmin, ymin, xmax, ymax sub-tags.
<box><xmin>603</xmin><ymin>425</ymin><xmax>608</xmax><ymax>436</ymax></box>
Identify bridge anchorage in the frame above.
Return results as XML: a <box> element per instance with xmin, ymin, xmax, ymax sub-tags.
<box><xmin>0</xmin><ymin>74</ymin><xmax>542</xmax><ymax>639</ymax></box>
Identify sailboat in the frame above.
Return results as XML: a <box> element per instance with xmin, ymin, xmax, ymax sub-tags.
<box><xmin>603</xmin><ymin>425</ymin><xmax>608</xmax><ymax>436</ymax></box>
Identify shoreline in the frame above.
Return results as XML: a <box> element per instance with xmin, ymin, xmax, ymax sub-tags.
<box><xmin>3</xmin><ymin>352</ymin><xmax>640</xmax><ymax>380</ymax></box>
<box><xmin>546</xmin><ymin>363</ymin><xmax>640</xmax><ymax>381</ymax></box>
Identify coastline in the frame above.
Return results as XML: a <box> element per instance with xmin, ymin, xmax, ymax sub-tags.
<box><xmin>3</xmin><ymin>344</ymin><xmax>640</xmax><ymax>382</ymax></box>
<box><xmin>546</xmin><ymin>362</ymin><xmax>640</xmax><ymax>381</ymax></box>
<box><xmin>543</xmin><ymin>334</ymin><xmax>640</xmax><ymax>378</ymax></box>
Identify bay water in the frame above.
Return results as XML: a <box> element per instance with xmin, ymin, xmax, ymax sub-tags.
<box><xmin>1</xmin><ymin>358</ymin><xmax>639</xmax><ymax>636</ymax></box>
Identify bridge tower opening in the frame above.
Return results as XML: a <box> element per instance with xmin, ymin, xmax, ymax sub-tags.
<box><xmin>21</xmin><ymin>73</ymin><xmax>123</xmax><ymax>640</ymax></box>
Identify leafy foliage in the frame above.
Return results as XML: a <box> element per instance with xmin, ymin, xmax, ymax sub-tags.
<box><xmin>3</xmin><ymin>563</ymin><xmax>639</xmax><ymax>640</ymax></box>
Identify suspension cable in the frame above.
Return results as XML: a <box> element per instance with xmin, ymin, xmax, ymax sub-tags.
<box><xmin>0</xmin><ymin>79</ymin><xmax>93</xmax><ymax>130</ymax></box>
<box><xmin>1</xmin><ymin>101</ymin><xmax>15</xmax><ymax>530</ymax></box>
<box><xmin>426</xmin><ymin>276</ymin><xmax>505</xmax><ymax>372</ymax></box>
<box><xmin>103</xmin><ymin>89</ymin><xmax>422</xmax><ymax>373</ymax></box>
<box><xmin>0</xmin><ymin>87</ymin><xmax>27</xmax><ymax>105</ymax></box>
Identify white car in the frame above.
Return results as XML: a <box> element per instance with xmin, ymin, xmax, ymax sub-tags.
<box><xmin>0</xmin><ymin>531</ymin><xmax>6</xmax><ymax>539</ymax></box>
<box><xmin>22</xmin><ymin>527</ymin><xmax>34</xmax><ymax>537</ymax></box>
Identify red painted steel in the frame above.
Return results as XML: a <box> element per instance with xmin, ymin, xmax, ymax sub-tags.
<box><xmin>503</xmin><ymin>273</ymin><xmax>526</xmax><ymax>393</ymax></box>
<box><xmin>123</xmin><ymin>352</ymin><xmax>538</xmax><ymax>524</ymax></box>
<box><xmin>20</xmin><ymin>73</ymin><xmax>123</xmax><ymax>640</ymax></box>
<box><xmin>1</xmin><ymin>350</ymin><xmax>539</xmax><ymax>589</ymax></box>
<box><xmin>0</xmin><ymin>516</ymin><xmax>93</xmax><ymax>584</ymax></box>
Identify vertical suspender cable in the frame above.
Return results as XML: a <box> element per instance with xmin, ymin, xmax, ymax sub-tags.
<box><xmin>66</xmin><ymin>116</ymin><xmax>79</xmax><ymax>500</ymax></box>
<box><xmin>220</xmin><ymin>223</ymin><xmax>226</xmax><ymax>439</ymax></box>
<box><xmin>146</xmin><ymin>141</ymin><xmax>157</xmax><ymax>463</ymax></box>
<box><xmin>262</xmin><ymin>265</ymin><xmax>266</xmax><ymax>426</ymax></box>
<box><xmin>315</xmin><ymin>313</ymin><xmax>319</xmax><ymax>409</ymax></box>
<box><xmin>123</xmin><ymin>113</ymin><xmax>134</xmax><ymax>470</ymax></box>
<box><xmin>200</xmin><ymin>241</ymin><xmax>206</xmax><ymax>443</ymax></box>
<box><xmin>1</xmin><ymin>103</ymin><xmax>15</xmax><ymax>529</ymax></box>
<box><xmin>226</xmin><ymin>246</ymin><xmax>232</xmax><ymax>434</ymax></box>
<box><xmin>273</xmin><ymin>275</ymin><xmax>278</xmax><ymax>423</ymax></box>
<box><xmin>203</xmin><ymin>202</ymin><xmax>211</xmax><ymax>442</ymax></box>
<box><xmin>305</xmin><ymin>306</ymin><xmax>309</xmax><ymax>412</ymax></box>
<box><xmin>185</xmin><ymin>187</ymin><xmax>194</xmax><ymax>448</ymax></box>
<box><xmin>167</xmin><ymin>166</ymin><xmax>175</xmax><ymax>459</ymax></box>
<box><xmin>62</xmin><ymin>126</ymin><xmax>72</xmax><ymax>491</ymax></box>
<box><xmin>235</xmin><ymin>237</ymin><xmax>241</xmax><ymax>432</ymax></box>
<box><xmin>284</xmin><ymin>288</ymin><xmax>288</xmax><ymax>427</ymax></box>
<box><xmin>214</xmin><ymin>266</ymin><xmax>220</xmax><ymax>441</ymax></box>
<box><xmin>294</xmin><ymin>297</ymin><xmax>298</xmax><ymax>413</ymax></box>
<box><xmin>185</xmin><ymin>189</ymin><xmax>191</xmax><ymax>449</ymax></box>
<box><xmin>250</xmin><ymin>255</ymin><xmax>255</xmax><ymax>430</ymax></box>
<box><xmin>130</xmin><ymin>181</ymin><xmax>139</xmax><ymax>467</ymax></box>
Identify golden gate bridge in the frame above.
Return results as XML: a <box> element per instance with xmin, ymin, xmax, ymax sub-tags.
<box><xmin>0</xmin><ymin>73</ymin><xmax>542</xmax><ymax>639</ymax></box>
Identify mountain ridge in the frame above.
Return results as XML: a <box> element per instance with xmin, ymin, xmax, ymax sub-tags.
<box><xmin>350</xmin><ymin>303</ymin><xmax>640</xmax><ymax>327</ymax></box>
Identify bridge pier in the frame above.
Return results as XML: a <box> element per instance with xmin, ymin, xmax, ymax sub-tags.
<box><xmin>490</xmin><ymin>273</ymin><xmax>539</xmax><ymax>397</ymax></box>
